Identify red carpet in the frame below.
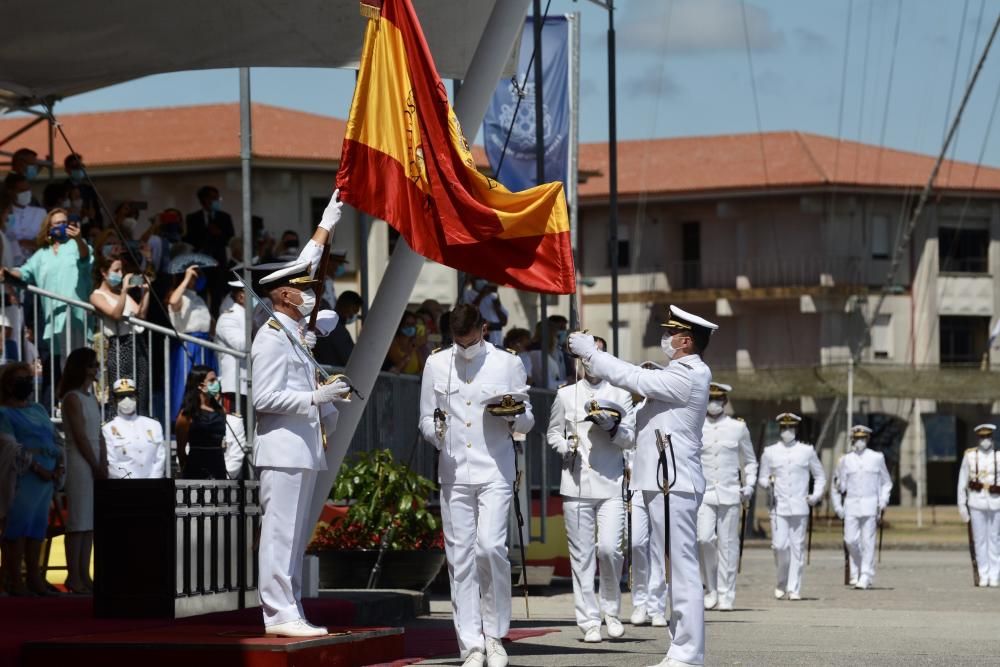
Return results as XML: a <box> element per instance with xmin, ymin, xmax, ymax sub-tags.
<box><xmin>2</xmin><ymin>595</ymin><xmax>364</xmax><ymax>667</ymax></box>
<box><xmin>366</xmin><ymin>627</ymin><xmax>560</xmax><ymax>666</ymax></box>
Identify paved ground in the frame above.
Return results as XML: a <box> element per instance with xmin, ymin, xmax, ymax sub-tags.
<box><xmin>412</xmin><ymin>549</ymin><xmax>1000</xmax><ymax>666</ymax></box>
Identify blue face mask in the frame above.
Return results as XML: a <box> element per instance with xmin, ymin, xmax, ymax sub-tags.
<box><xmin>401</xmin><ymin>326</ymin><xmax>417</xmax><ymax>338</ymax></box>
<box><xmin>70</xmin><ymin>168</ymin><xmax>85</xmax><ymax>183</ymax></box>
<box><xmin>194</xmin><ymin>275</ymin><xmax>208</xmax><ymax>292</ymax></box>
<box><xmin>24</xmin><ymin>165</ymin><xmax>38</xmax><ymax>181</ymax></box>
<box><xmin>556</xmin><ymin>330</ymin><xmax>568</xmax><ymax>345</ymax></box>
<box><xmin>210</xmin><ymin>200</ymin><xmax>222</xmax><ymax>213</ymax></box>
<box><xmin>49</xmin><ymin>223</ymin><xmax>69</xmax><ymax>242</ymax></box>
<box><xmin>345</xmin><ymin>314</ymin><xmax>358</xmax><ymax>325</ymax></box>
<box><xmin>473</xmin><ymin>279</ymin><xmax>487</xmax><ymax>291</ymax></box>
<box><xmin>107</xmin><ymin>272</ymin><xmax>123</xmax><ymax>288</ymax></box>
<box><xmin>334</xmin><ymin>264</ymin><xmax>348</xmax><ymax>278</ymax></box>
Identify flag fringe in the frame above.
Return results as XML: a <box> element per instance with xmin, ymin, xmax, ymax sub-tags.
<box><xmin>359</xmin><ymin>1</ymin><xmax>382</xmax><ymax>20</ymax></box>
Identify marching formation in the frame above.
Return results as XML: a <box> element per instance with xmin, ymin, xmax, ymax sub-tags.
<box><xmin>410</xmin><ymin>301</ymin><xmax>962</xmax><ymax>667</ymax></box>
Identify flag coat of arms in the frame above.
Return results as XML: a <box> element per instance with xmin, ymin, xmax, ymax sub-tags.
<box><xmin>336</xmin><ymin>0</ymin><xmax>576</xmax><ymax>294</ymax></box>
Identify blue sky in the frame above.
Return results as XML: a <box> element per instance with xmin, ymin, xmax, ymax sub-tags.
<box><xmin>51</xmin><ymin>0</ymin><xmax>1000</xmax><ymax>166</ymax></box>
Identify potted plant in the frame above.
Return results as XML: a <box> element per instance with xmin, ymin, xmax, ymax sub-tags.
<box><xmin>309</xmin><ymin>449</ymin><xmax>446</xmax><ymax>590</ymax></box>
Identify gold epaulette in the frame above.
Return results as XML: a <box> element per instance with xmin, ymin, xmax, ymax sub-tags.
<box><xmin>267</xmin><ymin>318</ymin><xmax>281</xmax><ymax>331</ymax></box>
<box><xmin>966</xmin><ymin>447</ymin><xmax>978</xmax><ymax>454</ymax></box>
<box><xmin>735</xmin><ymin>416</ymin><xmax>745</xmax><ymax>422</ymax></box>
<box><xmin>506</xmin><ymin>348</ymin><xmax>518</xmax><ymax>355</ymax></box>
<box><xmin>431</xmin><ymin>345</ymin><xmax>452</xmax><ymax>354</ymax></box>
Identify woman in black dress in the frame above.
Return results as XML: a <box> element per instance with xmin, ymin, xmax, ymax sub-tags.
<box><xmin>175</xmin><ymin>365</ymin><xmax>227</xmax><ymax>479</ymax></box>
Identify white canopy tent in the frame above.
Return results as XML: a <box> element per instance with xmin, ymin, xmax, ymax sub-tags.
<box><xmin>0</xmin><ymin>0</ymin><xmax>515</xmax><ymax>107</ymax></box>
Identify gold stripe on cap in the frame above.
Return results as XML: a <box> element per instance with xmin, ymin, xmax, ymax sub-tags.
<box><xmin>288</xmin><ymin>276</ymin><xmax>317</xmax><ymax>285</ymax></box>
<box><xmin>665</xmin><ymin>319</ymin><xmax>692</xmax><ymax>330</ymax></box>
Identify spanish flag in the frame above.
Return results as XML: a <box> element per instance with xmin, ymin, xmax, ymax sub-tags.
<box><xmin>336</xmin><ymin>0</ymin><xmax>576</xmax><ymax>295</ymax></box>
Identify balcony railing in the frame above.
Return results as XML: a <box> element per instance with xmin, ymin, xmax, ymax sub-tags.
<box><xmin>667</xmin><ymin>255</ymin><xmax>868</xmax><ymax>291</ymax></box>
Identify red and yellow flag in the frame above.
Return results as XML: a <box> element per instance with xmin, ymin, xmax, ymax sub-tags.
<box><xmin>336</xmin><ymin>0</ymin><xmax>575</xmax><ymax>294</ymax></box>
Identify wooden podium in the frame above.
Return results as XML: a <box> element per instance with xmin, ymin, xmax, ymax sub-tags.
<box><xmin>94</xmin><ymin>479</ymin><xmax>261</xmax><ymax>618</ymax></box>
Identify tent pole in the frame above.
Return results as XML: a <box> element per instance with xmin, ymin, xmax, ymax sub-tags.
<box><xmin>239</xmin><ymin>68</ymin><xmax>255</xmax><ymax>458</ymax></box>
<box><xmin>307</xmin><ymin>0</ymin><xmax>534</xmax><ymax>527</ymax></box>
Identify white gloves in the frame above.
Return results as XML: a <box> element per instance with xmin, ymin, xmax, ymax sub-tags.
<box><xmin>878</xmin><ymin>502</ymin><xmax>887</xmax><ymax>513</ymax></box>
<box><xmin>314</xmin><ymin>309</ymin><xmax>340</xmax><ymax>336</ymax></box>
<box><xmin>302</xmin><ymin>330</ymin><xmax>317</xmax><ymax>349</ymax></box>
<box><xmin>567</xmin><ymin>332</ymin><xmax>597</xmax><ymax>361</ymax></box>
<box><xmin>959</xmin><ymin>505</ymin><xmax>970</xmax><ymax>523</ymax></box>
<box><xmin>739</xmin><ymin>485</ymin><xmax>753</xmax><ymax>502</ymax></box>
<box><xmin>319</xmin><ymin>189</ymin><xmax>343</xmax><ymax>231</ymax></box>
<box><xmin>312</xmin><ymin>378</ymin><xmax>350</xmax><ymax>405</ymax></box>
<box><xmin>806</xmin><ymin>493</ymin><xmax>822</xmax><ymax>507</ymax></box>
<box><xmin>835</xmin><ymin>508</ymin><xmax>845</xmax><ymax>520</ymax></box>
<box><xmin>591</xmin><ymin>412</ymin><xmax>616</xmax><ymax>432</ymax></box>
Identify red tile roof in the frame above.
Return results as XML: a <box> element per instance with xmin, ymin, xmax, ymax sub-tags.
<box><xmin>3</xmin><ymin>103</ymin><xmax>999</xmax><ymax>197</ymax></box>
<box><xmin>577</xmin><ymin>130</ymin><xmax>1000</xmax><ymax>199</ymax></box>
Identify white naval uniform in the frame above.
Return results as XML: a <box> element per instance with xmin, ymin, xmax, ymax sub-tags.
<box><xmin>222</xmin><ymin>413</ymin><xmax>249</xmax><ymax>479</ymax></box>
<box><xmin>758</xmin><ymin>440</ymin><xmax>826</xmax><ymax>597</ymax></box>
<box><xmin>546</xmin><ymin>379</ymin><xmax>635</xmax><ymax>632</ymax></box>
<box><xmin>957</xmin><ymin>447</ymin><xmax>1000</xmax><ymax>586</ymax></box>
<box><xmin>831</xmin><ymin>448</ymin><xmax>891</xmax><ymax>585</ymax></box>
<box><xmin>418</xmin><ymin>342</ymin><xmax>534</xmax><ymax>659</ymax></box>
<box><xmin>585</xmin><ymin>350</ymin><xmax>711</xmax><ymax>666</ymax></box>
<box><xmin>698</xmin><ymin>415</ymin><xmax>757</xmax><ymax>607</ymax></box>
<box><xmin>215</xmin><ymin>301</ymin><xmax>248</xmax><ymax>397</ymax></box>
<box><xmin>625</xmin><ymin>440</ymin><xmax>666</xmax><ymax>619</ymax></box>
<box><xmin>103</xmin><ymin>415</ymin><xmax>166</xmax><ymax>479</ymax></box>
<box><xmin>253</xmin><ymin>311</ymin><xmax>338</xmax><ymax>628</ymax></box>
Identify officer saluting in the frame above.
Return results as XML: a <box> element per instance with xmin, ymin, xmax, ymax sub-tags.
<box><xmin>831</xmin><ymin>425</ymin><xmax>892</xmax><ymax>589</ymax></box>
<box><xmin>419</xmin><ymin>304</ymin><xmax>534</xmax><ymax>667</ymax></box>
<box><xmin>253</xmin><ymin>260</ymin><xmax>348</xmax><ymax>638</ymax></box>
<box><xmin>570</xmin><ymin>305</ymin><xmax>717</xmax><ymax>667</ymax></box>
<box><xmin>958</xmin><ymin>423</ymin><xmax>1000</xmax><ymax>587</ymax></box>
<box><xmin>757</xmin><ymin>413</ymin><xmax>825</xmax><ymax>601</ymax></box>
<box><xmin>102</xmin><ymin>378</ymin><xmax>166</xmax><ymax>479</ymax></box>
<box><xmin>698</xmin><ymin>382</ymin><xmax>757</xmax><ymax>611</ymax></box>
<box><xmin>546</xmin><ymin>336</ymin><xmax>635</xmax><ymax>643</ymax></box>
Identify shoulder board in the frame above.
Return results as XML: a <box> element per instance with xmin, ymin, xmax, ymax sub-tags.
<box><xmin>266</xmin><ymin>318</ymin><xmax>282</xmax><ymax>331</ymax></box>
<box><xmin>734</xmin><ymin>416</ymin><xmax>745</xmax><ymax>422</ymax></box>
<box><xmin>431</xmin><ymin>344</ymin><xmax>452</xmax><ymax>355</ymax></box>
<box><xmin>677</xmin><ymin>361</ymin><xmax>692</xmax><ymax>370</ymax></box>
<box><xmin>506</xmin><ymin>348</ymin><xmax>518</xmax><ymax>355</ymax></box>
<box><xmin>965</xmin><ymin>447</ymin><xmax>977</xmax><ymax>454</ymax></box>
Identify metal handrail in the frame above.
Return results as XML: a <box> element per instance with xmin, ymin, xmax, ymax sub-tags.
<box><xmin>23</xmin><ymin>284</ymin><xmax>247</xmax><ymax>359</ymax></box>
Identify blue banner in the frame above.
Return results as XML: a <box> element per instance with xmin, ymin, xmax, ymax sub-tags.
<box><xmin>483</xmin><ymin>16</ymin><xmax>569</xmax><ymax>192</ymax></box>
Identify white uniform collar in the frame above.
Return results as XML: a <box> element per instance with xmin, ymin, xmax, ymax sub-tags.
<box><xmin>669</xmin><ymin>353</ymin><xmax>700</xmax><ymax>366</ymax></box>
<box><xmin>115</xmin><ymin>412</ymin><xmax>138</xmax><ymax>423</ymax></box>
<box><xmin>273</xmin><ymin>310</ymin><xmax>302</xmax><ymax>330</ymax></box>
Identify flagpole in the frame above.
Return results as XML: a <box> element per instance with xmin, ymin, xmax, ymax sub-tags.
<box><xmin>533</xmin><ymin>0</ymin><xmax>550</xmax><ymax>389</ymax></box>
<box><xmin>607</xmin><ymin>0</ymin><xmax>620</xmax><ymax>356</ymax></box>
<box><xmin>567</xmin><ymin>12</ymin><xmax>580</xmax><ymax>331</ymax></box>
<box><xmin>307</xmin><ymin>0</ymin><xmax>536</xmax><ymax>529</ymax></box>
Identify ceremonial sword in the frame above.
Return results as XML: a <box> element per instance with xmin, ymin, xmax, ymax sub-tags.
<box><xmin>877</xmin><ymin>509</ymin><xmax>885</xmax><ymax>565</ymax></box>
<box><xmin>623</xmin><ymin>464</ymin><xmax>633</xmax><ymax>591</ymax></box>
<box><xmin>654</xmin><ymin>429</ymin><xmax>676</xmax><ymax>585</ymax></box>
<box><xmin>966</xmin><ymin>500</ymin><xmax>980</xmax><ymax>587</ymax></box>
<box><xmin>511</xmin><ymin>435</ymin><xmax>530</xmax><ymax>618</ymax></box>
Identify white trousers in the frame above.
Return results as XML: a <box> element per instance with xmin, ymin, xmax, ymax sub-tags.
<box><xmin>641</xmin><ymin>489</ymin><xmax>705</xmax><ymax>666</ymax></box>
<box><xmin>697</xmin><ymin>502</ymin><xmax>741</xmax><ymax>605</ymax></box>
<box><xmin>844</xmin><ymin>513</ymin><xmax>878</xmax><ymax>583</ymax></box>
<box><xmin>771</xmin><ymin>513</ymin><xmax>808</xmax><ymax>595</ymax></box>
<box><xmin>630</xmin><ymin>491</ymin><xmax>667</xmax><ymax>617</ymax></box>
<box><xmin>440</xmin><ymin>481</ymin><xmax>513</xmax><ymax>659</ymax></box>
<box><xmin>970</xmin><ymin>507</ymin><xmax>1000</xmax><ymax>585</ymax></box>
<box><xmin>258</xmin><ymin>467</ymin><xmax>318</xmax><ymax>626</ymax></box>
<box><xmin>564</xmin><ymin>496</ymin><xmax>625</xmax><ymax>631</ymax></box>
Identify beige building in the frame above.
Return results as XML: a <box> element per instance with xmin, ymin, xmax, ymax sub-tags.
<box><xmin>6</xmin><ymin>105</ymin><xmax>1000</xmax><ymax>506</ymax></box>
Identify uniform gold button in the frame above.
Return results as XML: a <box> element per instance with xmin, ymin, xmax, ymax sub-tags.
<box><xmin>466</xmin><ymin>421</ymin><xmax>471</xmax><ymax>427</ymax></box>
<box><xmin>467</xmin><ymin>442</ymin><xmax>472</xmax><ymax>448</ymax></box>
<box><xmin>466</xmin><ymin>401</ymin><xmax>472</xmax><ymax>406</ymax></box>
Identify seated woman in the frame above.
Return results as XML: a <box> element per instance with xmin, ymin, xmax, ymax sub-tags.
<box><xmin>90</xmin><ymin>255</ymin><xmax>151</xmax><ymax>417</ymax></box>
<box><xmin>175</xmin><ymin>365</ymin><xmax>227</xmax><ymax>480</ymax></box>
<box><xmin>167</xmin><ymin>265</ymin><xmax>217</xmax><ymax>421</ymax></box>
<box><xmin>0</xmin><ymin>362</ymin><xmax>63</xmax><ymax>596</ymax></box>
<box><xmin>383</xmin><ymin>311</ymin><xmax>426</xmax><ymax>375</ymax></box>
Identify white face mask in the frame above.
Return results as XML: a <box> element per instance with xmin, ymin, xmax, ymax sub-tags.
<box><xmin>661</xmin><ymin>333</ymin><xmax>679</xmax><ymax>360</ymax></box>
<box><xmin>853</xmin><ymin>438</ymin><xmax>868</xmax><ymax>453</ymax></box>
<box><xmin>293</xmin><ymin>289</ymin><xmax>316</xmax><ymax>317</ymax></box>
<box><xmin>15</xmin><ymin>190</ymin><xmax>31</xmax><ymax>207</ymax></box>
<box><xmin>117</xmin><ymin>396</ymin><xmax>137</xmax><ymax>416</ymax></box>
<box><xmin>780</xmin><ymin>429</ymin><xmax>796</xmax><ymax>444</ymax></box>
<box><xmin>706</xmin><ymin>401</ymin><xmax>724</xmax><ymax>417</ymax></box>
<box><xmin>980</xmin><ymin>438</ymin><xmax>994</xmax><ymax>450</ymax></box>
<box><xmin>456</xmin><ymin>339</ymin><xmax>484</xmax><ymax>361</ymax></box>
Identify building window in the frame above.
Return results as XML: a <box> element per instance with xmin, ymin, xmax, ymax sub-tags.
<box><xmin>939</xmin><ymin>315</ymin><xmax>990</xmax><ymax>365</ymax></box>
<box><xmin>606</xmin><ymin>224</ymin><xmax>630</xmax><ymax>270</ymax></box>
<box><xmin>871</xmin><ymin>215</ymin><xmax>891</xmax><ymax>259</ymax></box>
<box><xmin>871</xmin><ymin>313</ymin><xmax>892</xmax><ymax>359</ymax></box>
<box><xmin>681</xmin><ymin>221</ymin><xmax>700</xmax><ymax>289</ymax></box>
<box><xmin>939</xmin><ymin>227</ymin><xmax>989</xmax><ymax>273</ymax></box>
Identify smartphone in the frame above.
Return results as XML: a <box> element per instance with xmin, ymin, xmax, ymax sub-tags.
<box><xmin>128</xmin><ymin>275</ymin><xmax>145</xmax><ymax>287</ymax></box>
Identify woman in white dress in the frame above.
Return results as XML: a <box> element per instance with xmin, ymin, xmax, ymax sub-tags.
<box><xmin>58</xmin><ymin>347</ymin><xmax>105</xmax><ymax>593</ymax></box>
